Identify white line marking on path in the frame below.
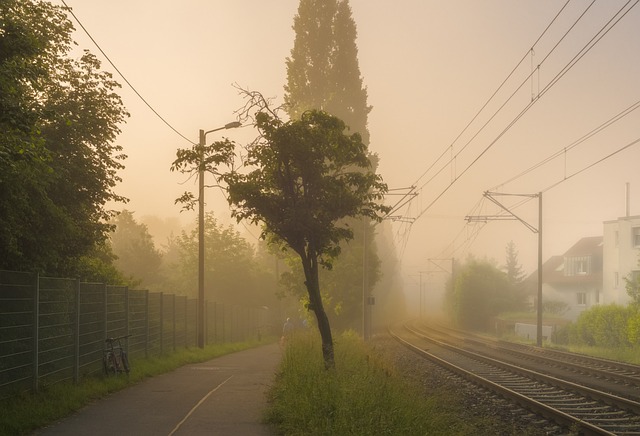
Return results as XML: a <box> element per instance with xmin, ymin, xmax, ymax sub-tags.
<box><xmin>168</xmin><ymin>375</ymin><xmax>234</xmax><ymax>436</ymax></box>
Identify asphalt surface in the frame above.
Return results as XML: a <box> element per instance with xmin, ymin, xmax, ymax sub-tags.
<box><xmin>33</xmin><ymin>343</ymin><xmax>281</xmax><ymax>436</ymax></box>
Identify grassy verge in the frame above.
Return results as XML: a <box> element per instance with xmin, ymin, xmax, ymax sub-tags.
<box><xmin>0</xmin><ymin>339</ymin><xmax>272</xmax><ymax>436</ymax></box>
<box><xmin>265</xmin><ymin>331</ymin><xmax>525</xmax><ymax>435</ymax></box>
<box><xmin>563</xmin><ymin>344</ymin><xmax>640</xmax><ymax>364</ymax></box>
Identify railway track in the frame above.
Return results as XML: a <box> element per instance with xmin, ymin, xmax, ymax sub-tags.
<box><xmin>419</xmin><ymin>323</ymin><xmax>640</xmax><ymax>400</ymax></box>
<box><xmin>389</xmin><ymin>322</ymin><xmax>640</xmax><ymax>435</ymax></box>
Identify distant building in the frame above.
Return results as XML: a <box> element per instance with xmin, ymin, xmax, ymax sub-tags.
<box><xmin>602</xmin><ymin>215</ymin><xmax>640</xmax><ymax>306</ymax></box>
<box><xmin>527</xmin><ymin>236</ymin><xmax>603</xmax><ymax>321</ymax></box>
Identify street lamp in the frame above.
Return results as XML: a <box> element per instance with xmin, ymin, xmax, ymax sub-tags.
<box><xmin>197</xmin><ymin>121</ymin><xmax>241</xmax><ymax>349</ymax></box>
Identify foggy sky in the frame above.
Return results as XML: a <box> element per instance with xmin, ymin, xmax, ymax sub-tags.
<box><xmin>63</xmin><ymin>1</ymin><xmax>640</xmax><ymax>310</ymax></box>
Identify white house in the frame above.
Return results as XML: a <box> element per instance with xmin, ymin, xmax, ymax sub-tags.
<box><xmin>602</xmin><ymin>215</ymin><xmax>640</xmax><ymax>306</ymax></box>
<box><xmin>535</xmin><ymin>236</ymin><xmax>603</xmax><ymax>321</ymax></box>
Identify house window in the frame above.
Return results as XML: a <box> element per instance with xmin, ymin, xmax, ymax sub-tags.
<box><xmin>565</xmin><ymin>256</ymin><xmax>590</xmax><ymax>276</ymax></box>
<box><xmin>633</xmin><ymin>228</ymin><xmax>640</xmax><ymax>247</ymax></box>
<box><xmin>615</xmin><ymin>230</ymin><xmax>619</xmax><ymax>248</ymax></box>
<box><xmin>577</xmin><ymin>292</ymin><xmax>587</xmax><ymax>305</ymax></box>
<box><xmin>614</xmin><ymin>272</ymin><xmax>619</xmax><ymax>288</ymax></box>
<box><xmin>595</xmin><ymin>289</ymin><xmax>600</xmax><ymax>304</ymax></box>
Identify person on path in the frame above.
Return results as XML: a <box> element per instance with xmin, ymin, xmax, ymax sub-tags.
<box><xmin>280</xmin><ymin>317</ymin><xmax>294</xmax><ymax>349</ymax></box>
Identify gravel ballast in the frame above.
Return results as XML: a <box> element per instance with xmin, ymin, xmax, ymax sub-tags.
<box><xmin>371</xmin><ymin>335</ymin><xmax>567</xmax><ymax>436</ymax></box>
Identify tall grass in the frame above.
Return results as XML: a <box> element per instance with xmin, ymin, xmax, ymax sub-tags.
<box><xmin>0</xmin><ymin>340</ymin><xmax>269</xmax><ymax>436</ymax></box>
<box><xmin>265</xmin><ymin>331</ymin><xmax>533</xmax><ymax>435</ymax></box>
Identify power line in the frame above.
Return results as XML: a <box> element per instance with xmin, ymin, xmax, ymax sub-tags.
<box><xmin>411</xmin><ymin>0</ymin><xmax>574</xmax><ymax>191</ymax></box>
<box><xmin>491</xmin><ymin>98</ymin><xmax>640</xmax><ymax>191</ymax></box>
<box><xmin>60</xmin><ymin>0</ymin><xmax>196</xmax><ymax>146</ymax></box>
<box><xmin>454</xmin><ymin>135</ymin><xmax>640</xmax><ymax>263</ymax></box>
<box><xmin>411</xmin><ymin>0</ymin><xmax>638</xmax><ymax>222</ymax></box>
<box><xmin>542</xmin><ymin>136</ymin><xmax>640</xmax><ymax>193</ymax></box>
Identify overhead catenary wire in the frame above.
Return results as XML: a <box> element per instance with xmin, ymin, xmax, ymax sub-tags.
<box><xmin>491</xmin><ymin>98</ymin><xmax>640</xmax><ymax>191</ymax></box>
<box><xmin>410</xmin><ymin>0</ymin><xmax>638</xmax><ymax>222</ymax></box>
<box><xmin>411</xmin><ymin>0</ymin><xmax>574</xmax><ymax>190</ymax></box>
<box><xmin>414</xmin><ymin>0</ymin><xmax>598</xmax><ymax>200</ymax></box>
<box><xmin>60</xmin><ymin>0</ymin><xmax>196</xmax><ymax>146</ymax></box>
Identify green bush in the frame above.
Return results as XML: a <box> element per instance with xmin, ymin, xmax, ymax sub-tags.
<box><xmin>572</xmin><ymin>304</ymin><xmax>635</xmax><ymax>347</ymax></box>
<box><xmin>627</xmin><ymin>308</ymin><xmax>640</xmax><ymax>345</ymax></box>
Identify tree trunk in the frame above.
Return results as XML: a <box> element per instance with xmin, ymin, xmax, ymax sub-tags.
<box><xmin>302</xmin><ymin>253</ymin><xmax>335</xmax><ymax>369</ymax></box>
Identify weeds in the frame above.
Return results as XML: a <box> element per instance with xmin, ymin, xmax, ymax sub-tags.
<box><xmin>265</xmin><ymin>331</ymin><xmax>501</xmax><ymax>435</ymax></box>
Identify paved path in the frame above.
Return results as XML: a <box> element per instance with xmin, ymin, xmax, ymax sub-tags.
<box><xmin>33</xmin><ymin>343</ymin><xmax>281</xmax><ymax>436</ymax></box>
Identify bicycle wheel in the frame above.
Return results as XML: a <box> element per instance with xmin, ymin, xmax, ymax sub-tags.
<box><xmin>121</xmin><ymin>351</ymin><xmax>130</xmax><ymax>373</ymax></box>
<box><xmin>103</xmin><ymin>351</ymin><xmax>115</xmax><ymax>375</ymax></box>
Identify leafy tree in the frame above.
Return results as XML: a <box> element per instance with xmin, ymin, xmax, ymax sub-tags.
<box><xmin>284</xmin><ymin>0</ymin><xmax>391</xmax><ymax>336</ymax></box>
<box><xmin>167</xmin><ymin>212</ymin><xmax>271</xmax><ymax>308</ymax></box>
<box><xmin>446</xmin><ymin>256</ymin><xmax>518</xmax><ymax>330</ymax></box>
<box><xmin>224</xmin><ymin>107</ymin><xmax>390</xmax><ymax>368</ymax></box>
<box><xmin>0</xmin><ymin>0</ymin><xmax>128</xmax><ymax>278</ymax></box>
<box><xmin>109</xmin><ymin>210</ymin><xmax>163</xmax><ymax>289</ymax></box>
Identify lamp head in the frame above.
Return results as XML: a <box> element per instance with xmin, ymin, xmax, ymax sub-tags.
<box><xmin>224</xmin><ymin>121</ymin><xmax>242</xmax><ymax>129</ymax></box>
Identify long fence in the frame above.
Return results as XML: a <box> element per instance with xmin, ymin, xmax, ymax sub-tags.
<box><xmin>0</xmin><ymin>270</ymin><xmax>274</xmax><ymax>400</ymax></box>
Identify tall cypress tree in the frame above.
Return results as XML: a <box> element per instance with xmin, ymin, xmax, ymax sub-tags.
<box><xmin>285</xmin><ymin>0</ymin><xmax>371</xmax><ymax>144</ymax></box>
<box><xmin>284</xmin><ymin>0</ymin><xmax>337</xmax><ymax>118</ymax></box>
<box><xmin>327</xmin><ymin>0</ymin><xmax>371</xmax><ymax>145</ymax></box>
<box><xmin>283</xmin><ymin>0</ymin><xmax>400</xmax><ymax>335</ymax></box>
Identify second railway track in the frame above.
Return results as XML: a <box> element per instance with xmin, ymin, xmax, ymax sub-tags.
<box><xmin>389</xmin><ymin>321</ymin><xmax>640</xmax><ymax>435</ymax></box>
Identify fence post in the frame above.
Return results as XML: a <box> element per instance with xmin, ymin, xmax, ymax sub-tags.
<box><xmin>213</xmin><ymin>301</ymin><xmax>218</xmax><ymax>344</ymax></box>
<box><xmin>32</xmin><ymin>272</ymin><xmax>40</xmax><ymax>393</ymax></box>
<box><xmin>144</xmin><ymin>290</ymin><xmax>149</xmax><ymax>359</ymax></box>
<box><xmin>73</xmin><ymin>278</ymin><xmax>80</xmax><ymax>384</ymax></box>
<box><xmin>172</xmin><ymin>294</ymin><xmax>176</xmax><ymax>352</ymax></box>
<box><xmin>184</xmin><ymin>297</ymin><xmax>188</xmax><ymax>349</ymax></box>
<box><xmin>125</xmin><ymin>286</ymin><xmax>130</xmax><ymax>339</ymax></box>
<box><xmin>222</xmin><ymin>304</ymin><xmax>226</xmax><ymax>343</ymax></box>
<box><xmin>103</xmin><ymin>283</ymin><xmax>108</xmax><ymax>340</ymax></box>
<box><xmin>159</xmin><ymin>292</ymin><xmax>164</xmax><ymax>355</ymax></box>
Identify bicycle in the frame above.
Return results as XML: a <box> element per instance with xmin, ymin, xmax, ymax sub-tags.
<box><xmin>103</xmin><ymin>334</ymin><xmax>131</xmax><ymax>375</ymax></box>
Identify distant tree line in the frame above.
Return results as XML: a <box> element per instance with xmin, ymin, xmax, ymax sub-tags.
<box><xmin>445</xmin><ymin>241</ymin><xmax>528</xmax><ymax>330</ymax></box>
<box><xmin>108</xmin><ymin>210</ymin><xmax>283</xmax><ymax>311</ymax></box>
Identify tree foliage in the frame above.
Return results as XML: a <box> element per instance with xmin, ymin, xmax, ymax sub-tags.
<box><xmin>109</xmin><ymin>210</ymin><xmax>163</xmax><ymax>288</ymax></box>
<box><xmin>446</xmin><ymin>256</ymin><xmax>524</xmax><ymax>330</ymax></box>
<box><xmin>164</xmin><ymin>212</ymin><xmax>276</xmax><ymax>308</ymax></box>
<box><xmin>0</xmin><ymin>0</ymin><xmax>128</xmax><ymax>278</ymax></box>
<box><xmin>170</xmin><ymin>138</ymin><xmax>235</xmax><ymax>211</ymax></box>
<box><xmin>285</xmin><ymin>0</ymin><xmax>371</xmax><ymax>144</ymax></box>
<box><xmin>502</xmin><ymin>240</ymin><xmax>526</xmax><ymax>285</ymax></box>
<box><xmin>283</xmin><ymin>0</ymin><xmax>397</xmax><ymax>337</ymax></box>
<box><xmin>224</xmin><ymin>107</ymin><xmax>389</xmax><ymax>368</ymax></box>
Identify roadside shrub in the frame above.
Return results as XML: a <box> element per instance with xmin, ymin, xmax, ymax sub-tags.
<box><xmin>573</xmin><ymin>304</ymin><xmax>632</xmax><ymax>347</ymax></box>
<box><xmin>627</xmin><ymin>307</ymin><xmax>640</xmax><ymax>345</ymax></box>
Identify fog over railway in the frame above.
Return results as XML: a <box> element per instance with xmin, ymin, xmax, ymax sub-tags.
<box><xmin>65</xmin><ymin>1</ymin><xmax>640</xmax><ymax>320</ymax></box>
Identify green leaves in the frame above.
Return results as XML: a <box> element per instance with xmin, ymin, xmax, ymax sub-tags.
<box><xmin>225</xmin><ymin>108</ymin><xmax>389</xmax><ymax>264</ymax></box>
<box><xmin>0</xmin><ymin>0</ymin><xmax>129</xmax><ymax>279</ymax></box>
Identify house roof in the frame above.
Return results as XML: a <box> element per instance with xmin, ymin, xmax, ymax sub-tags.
<box><xmin>564</xmin><ymin>235</ymin><xmax>603</xmax><ymax>257</ymax></box>
<box><xmin>525</xmin><ymin>236</ymin><xmax>603</xmax><ymax>286</ymax></box>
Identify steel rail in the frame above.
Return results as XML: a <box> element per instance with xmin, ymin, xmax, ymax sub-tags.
<box><xmin>389</xmin><ymin>324</ymin><xmax>640</xmax><ymax>435</ymax></box>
